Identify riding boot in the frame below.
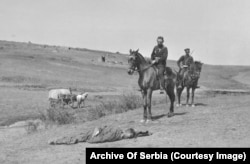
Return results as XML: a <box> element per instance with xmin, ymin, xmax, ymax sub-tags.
<box><xmin>159</xmin><ymin>87</ymin><xmax>164</xmax><ymax>94</ymax></box>
<box><xmin>157</xmin><ymin>66</ymin><xmax>165</xmax><ymax>94</ymax></box>
<box><xmin>159</xmin><ymin>79</ymin><xmax>164</xmax><ymax>94</ymax></box>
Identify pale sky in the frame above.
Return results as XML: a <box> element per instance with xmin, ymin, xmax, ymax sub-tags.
<box><xmin>0</xmin><ymin>0</ymin><xmax>250</xmax><ymax>65</ymax></box>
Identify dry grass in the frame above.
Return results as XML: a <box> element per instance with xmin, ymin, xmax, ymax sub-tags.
<box><xmin>87</xmin><ymin>92</ymin><xmax>143</xmax><ymax>121</ymax></box>
<box><xmin>38</xmin><ymin>107</ymin><xmax>75</xmax><ymax>125</ymax></box>
<box><xmin>36</xmin><ymin>92</ymin><xmax>143</xmax><ymax>125</ymax></box>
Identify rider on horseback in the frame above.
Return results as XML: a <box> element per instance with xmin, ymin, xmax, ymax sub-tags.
<box><xmin>151</xmin><ymin>36</ymin><xmax>168</xmax><ymax>94</ymax></box>
<box><xmin>177</xmin><ymin>48</ymin><xmax>194</xmax><ymax>89</ymax></box>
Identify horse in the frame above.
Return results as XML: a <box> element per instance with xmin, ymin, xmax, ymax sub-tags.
<box><xmin>127</xmin><ymin>49</ymin><xmax>176</xmax><ymax>123</ymax></box>
<box><xmin>176</xmin><ymin>61</ymin><xmax>203</xmax><ymax>107</ymax></box>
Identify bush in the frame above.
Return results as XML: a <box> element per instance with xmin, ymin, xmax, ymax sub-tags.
<box><xmin>39</xmin><ymin>107</ymin><xmax>75</xmax><ymax>125</ymax></box>
<box><xmin>87</xmin><ymin>92</ymin><xmax>143</xmax><ymax>121</ymax></box>
<box><xmin>25</xmin><ymin>121</ymin><xmax>39</xmax><ymax>134</ymax></box>
<box><xmin>118</xmin><ymin>92</ymin><xmax>143</xmax><ymax>111</ymax></box>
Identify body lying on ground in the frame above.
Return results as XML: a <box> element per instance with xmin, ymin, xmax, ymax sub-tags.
<box><xmin>48</xmin><ymin>125</ymin><xmax>152</xmax><ymax>145</ymax></box>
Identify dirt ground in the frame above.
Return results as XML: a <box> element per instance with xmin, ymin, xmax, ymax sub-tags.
<box><xmin>1</xmin><ymin>91</ymin><xmax>250</xmax><ymax>164</ymax></box>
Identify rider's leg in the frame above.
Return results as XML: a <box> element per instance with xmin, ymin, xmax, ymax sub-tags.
<box><xmin>178</xmin><ymin>69</ymin><xmax>185</xmax><ymax>88</ymax></box>
<box><xmin>158</xmin><ymin>66</ymin><xmax>165</xmax><ymax>94</ymax></box>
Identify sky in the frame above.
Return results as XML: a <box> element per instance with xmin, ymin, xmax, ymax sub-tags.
<box><xmin>0</xmin><ymin>0</ymin><xmax>250</xmax><ymax>65</ymax></box>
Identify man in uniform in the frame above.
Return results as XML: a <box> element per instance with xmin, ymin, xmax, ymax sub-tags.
<box><xmin>151</xmin><ymin>36</ymin><xmax>168</xmax><ymax>94</ymax></box>
<box><xmin>176</xmin><ymin>48</ymin><xmax>194</xmax><ymax>88</ymax></box>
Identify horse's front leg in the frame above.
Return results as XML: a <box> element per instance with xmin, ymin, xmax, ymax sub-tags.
<box><xmin>146</xmin><ymin>89</ymin><xmax>153</xmax><ymax>122</ymax></box>
<box><xmin>191</xmin><ymin>87</ymin><xmax>195</xmax><ymax>107</ymax></box>
<box><xmin>140</xmin><ymin>90</ymin><xmax>147</xmax><ymax>123</ymax></box>
<box><xmin>166</xmin><ymin>83</ymin><xmax>175</xmax><ymax>117</ymax></box>
<box><xmin>176</xmin><ymin>87</ymin><xmax>183</xmax><ymax>107</ymax></box>
<box><xmin>186</xmin><ymin>87</ymin><xmax>190</xmax><ymax>107</ymax></box>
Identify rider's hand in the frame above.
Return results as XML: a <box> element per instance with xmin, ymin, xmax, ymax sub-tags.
<box><xmin>152</xmin><ymin>60</ymin><xmax>156</xmax><ymax>64</ymax></box>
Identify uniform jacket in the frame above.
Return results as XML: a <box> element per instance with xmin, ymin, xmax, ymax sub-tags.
<box><xmin>151</xmin><ymin>45</ymin><xmax>168</xmax><ymax>66</ymax></box>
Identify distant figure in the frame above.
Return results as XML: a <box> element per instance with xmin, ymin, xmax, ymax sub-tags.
<box><xmin>101</xmin><ymin>55</ymin><xmax>106</xmax><ymax>62</ymax></box>
<box><xmin>177</xmin><ymin>48</ymin><xmax>194</xmax><ymax>89</ymax></box>
<box><xmin>48</xmin><ymin>125</ymin><xmax>152</xmax><ymax>145</ymax></box>
<box><xmin>151</xmin><ymin>36</ymin><xmax>168</xmax><ymax>94</ymax></box>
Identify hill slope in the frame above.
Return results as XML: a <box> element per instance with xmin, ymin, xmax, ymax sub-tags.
<box><xmin>0</xmin><ymin>40</ymin><xmax>250</xmax><ymax>125</ymax></box>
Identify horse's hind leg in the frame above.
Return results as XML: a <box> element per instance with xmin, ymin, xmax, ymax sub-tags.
<box><xmin>191</xmin><ymin>87</ymin><xmax>195</xmax><ymax>107</ymax></box>
<box><xmin>166</xmin><ymin>83</ymin><xmax>175</xmax><ymax>117</ymax></box>
<box><xmin>186</xmin><ymin>87</ymin><xmax>190</xmax><ymax>107</ymax></box>
<box><xmin>146</xmin><ymin>89</ymin><xmax>153</xmax><ymax>122</ymax></box>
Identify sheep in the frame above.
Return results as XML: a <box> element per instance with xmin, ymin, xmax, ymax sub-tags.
<box><xmin>76</xmin><ymin>92</ymin><xmax>89</xmax><ymax>108</ymax></box>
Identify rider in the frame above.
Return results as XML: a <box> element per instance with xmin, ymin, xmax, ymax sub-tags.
<box><xmin>151</xmin><ymin>36</ymin><xmax>168</xmax><ymax>94</ymax></box>
<box><xmin>177</xmin><ymin>48</ymin><xmax>194</xmax><ymax>89</ymax></box>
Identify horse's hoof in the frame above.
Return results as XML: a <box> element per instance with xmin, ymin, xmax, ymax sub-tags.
<box><xmin>179</xmin><ymin>104</ymin><xmax>182</xmax><ymax>106</ymax></box>
<box><xmin>146</xmin><ymin>119</ymin><xmax>153</xmax><ymax>124</ymax></box>
<box><xmin>176</xmin><ymin>104</ymin><xmax>180</xmax><ymax>107</ymax></box>
<box><xmin>186</xmin><ymin>104</ymin><xmax>190</xmax><ymax>107</ymax></box>
<box><xmin>167</xmin><ymin>112</ymin><xmax>174</xmax><ymax>117</ymax></box>
<box><xmin>140</xmin><ymin>119</ymin><xmax>146</xmax><ymax>123</ymax></box>
<box><xmin>191</xmin><ymin>104</ymin><xmax>195</xmax><ymax>107</ymax></box>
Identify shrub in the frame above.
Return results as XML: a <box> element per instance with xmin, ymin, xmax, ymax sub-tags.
<box><xmin>118</xmin><ymin>92</ymin><xmax>143</xmax><ymax>111</ymax></box>
<box><xmin>87</xmin><ymin>92</ymin><xmax>143</xmax><ymax>121</ymax></box>
<box><xmin>39</xmin><ymin>107</ymin><xmax>75</xmax><ymax>125</ymax></box>
<box><xmin>25</xmin><ymin>121</ymin><xmax>39</xmax><ymax>134</ymax></box>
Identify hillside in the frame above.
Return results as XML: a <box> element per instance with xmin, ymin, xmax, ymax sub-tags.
<box><xmin>0</xmin><ymin>40</ymin><xmax>250</xmax><ymax>125</ymax></box>
<box><xmin>1</xmin><ymin>40</ymin><xmax>249</xmax><ymax>91</ymax></box>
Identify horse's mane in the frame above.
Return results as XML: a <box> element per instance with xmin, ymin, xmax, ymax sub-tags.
<box><xmin>190</xmin><ymin>61</ymin><xmax>202</xmax><ymax>73</ymax></box>
<box><xmin>135</xmin><ymin>52</ymin><xmax>147</xmax><ymax>64</ymax></box>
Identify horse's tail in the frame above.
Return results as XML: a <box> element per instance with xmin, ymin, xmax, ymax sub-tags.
<box><xmin>165</xmin><ymin>67</ymin><xmax>173</xmax><ymax>76</ymax></box>
<box><xmin>165</xmin><ymin>67</ymin><xmax>177</xmax><ymax>80</ymax></box>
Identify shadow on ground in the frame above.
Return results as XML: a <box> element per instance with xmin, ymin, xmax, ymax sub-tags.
<box><xmin>152</xmin><ymin>112</ymin><xmax>187</xmax><ymax>121</ymax></box>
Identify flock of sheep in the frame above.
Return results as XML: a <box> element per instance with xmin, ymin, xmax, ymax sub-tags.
<box><xmin>48</xmin><ymin>88</ymin><xmax>88</xmax><ymax>108</ymax></box>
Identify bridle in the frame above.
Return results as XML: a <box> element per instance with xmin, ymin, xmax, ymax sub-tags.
<box><xmin>128</xmin><ymin>53</ymin><xmax>153</xmax><ymax>73</ymax></box>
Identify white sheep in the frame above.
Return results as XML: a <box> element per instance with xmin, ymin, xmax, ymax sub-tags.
<box><xmin>76</xmin><ymin>92</ymin><xmax>89</xmax><ymax>108</ymax></box>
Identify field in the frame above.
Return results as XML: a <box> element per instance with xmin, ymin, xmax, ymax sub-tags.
<box><xmin>0</xmin><ymin>40</ymin><xmax>250</xmax><ymax>163</ymax></box>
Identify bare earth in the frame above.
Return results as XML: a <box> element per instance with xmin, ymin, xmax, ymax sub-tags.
<box><xmin>0</xmin><ymin>41</ymin><xmax>250</xmax><ymax>164</ymax></box>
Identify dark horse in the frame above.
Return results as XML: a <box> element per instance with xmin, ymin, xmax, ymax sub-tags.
<box><xmin>127</xmin><ymin>49</ymin><xmax>176</xmax><ymax>123</ymax></box>
<box><xmin>176</xmin><ymin>61</ymin><xmax>203</xmax><ymax>107</ymax></box>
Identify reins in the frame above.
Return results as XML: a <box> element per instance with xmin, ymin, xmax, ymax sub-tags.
<box><xmin>136</xmin><ymin>64</ymin><xmax>154</xmax><ymax>73</ymax></box>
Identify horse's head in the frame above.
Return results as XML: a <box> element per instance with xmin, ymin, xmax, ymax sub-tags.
<box><xmin>194</xmin><ymin>61</ymin><xmax>203</xmax><ymax>73</ymax></box>
<box><xmin>127</xmin><ymin>49</ymin><xmax>140</xmax><ymax>75</ymax></box>
<box><xmin>190</xmin><ymin>61</ymin><xmax>203</xmax><ymax>77</ymax></box>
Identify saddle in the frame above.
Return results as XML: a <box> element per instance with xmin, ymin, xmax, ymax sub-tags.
<box><xmin>153</xmin><ymin>65</ymin><xmax>172</xmax><ymax>80</ymax></box>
